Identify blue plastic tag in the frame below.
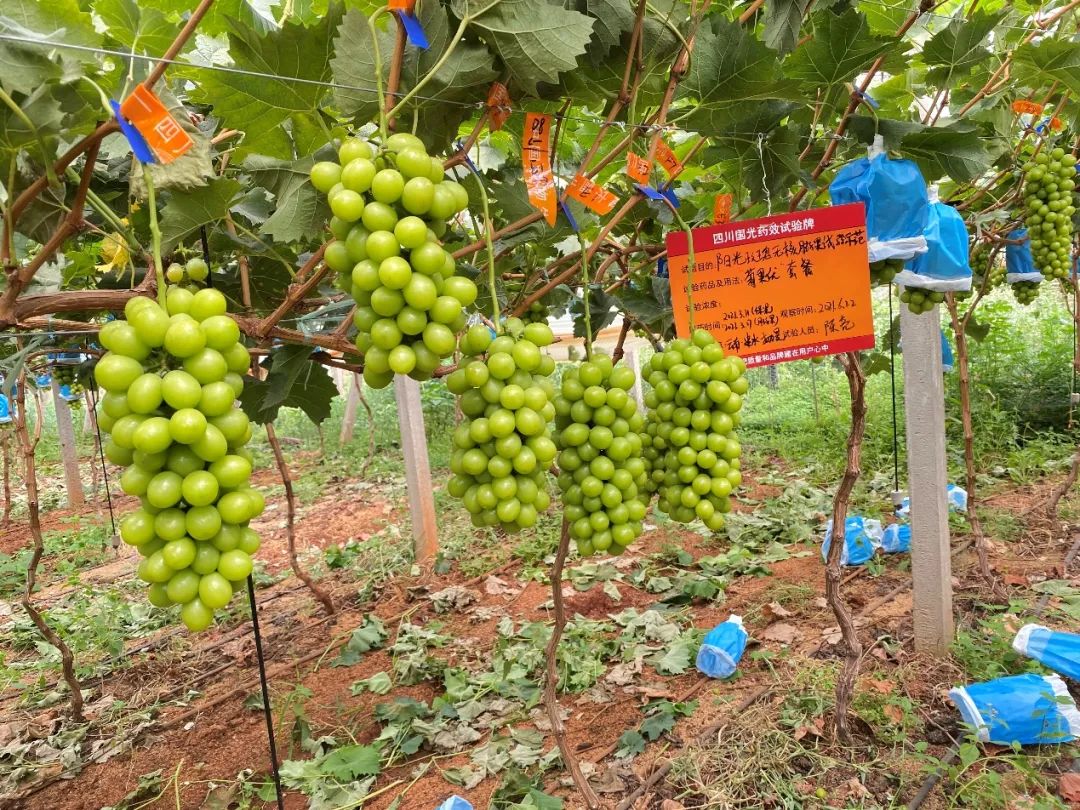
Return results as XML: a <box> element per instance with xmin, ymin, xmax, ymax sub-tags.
<box><xmin>559</xmin><ymin>198</ymin><xmax>579</xmax><ymax>232</ymax></box>
<box><xmin>396</xmin><ymin>11</ymin><xmax>429</xmax><ymax>49</ymax></box>
<box><xmin>110</xmin><ymin>99</ymin><xmax>156</xmax><ymax>164</ymax></box>
<box><xmin>657</xmin><ymin>257</ymin><xmax>669</xmax><ymax>278</ymax></box>
<box><xmin>634</xmin><ymin>183</ymin><xmax>679</xmax><ymax>208</ymax></box>
<box><xmin>454</xmin><ymin>141</ymin><xmax>480</xmax><ymax>175</ymax></box>
<box><xmin>856</xmin><ymin>89</ymin><xmax>880</xmax><ymax>109</ymax></box>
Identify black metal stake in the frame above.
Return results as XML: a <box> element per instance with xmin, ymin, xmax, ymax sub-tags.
<box><xmin>246</xmin><ymin>575</ymin><xmax>285</xmax><ymax>810</ymax></box>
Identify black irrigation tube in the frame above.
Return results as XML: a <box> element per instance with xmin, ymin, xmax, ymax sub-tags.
<box><xmin>906</xmin><ymin>530</ymin><xmax>1080</xmax><ymax>810</ymax></box>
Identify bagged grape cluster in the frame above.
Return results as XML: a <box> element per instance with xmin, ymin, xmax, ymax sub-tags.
<box><xmin>445</xmin><ymin>321</ymin><xmax>558</xmax><ymax>532</ymax></box>
<box><xmin>554</xmin><ymin>352</ymin><xmax>649</xmax><ymax>556</ymax></box>
<box><xmin>310</xmin><ymin>134</ymin><xmax>477</xmax><ymax>389</ymax></box>
<box><xmin>1011</xmin><ymin>280</ymin><xmax>1040</xmax><ymax>306</ymax></box>
<box><xmin>1022</xmin><ymin>146</ymin><xmax>1076</xmax><ymax>280</ymax></box>
<box><xmin>642</xmin><ymin>330</ymin><xmax>746</xmax><ymax>531</ymax></box>
<box><xmin>94</xmin><ymin>285</ymin><xmax>263</xmax><ymax>631</ymax></box>
<box><xmin>868</xmin><ymin>258</ymin><xmax>903</xmax><ymax>286</ymax></box>
<box><xmin>899</xmin><ymin>286</ymin><xmax>945</xmax><ymax>314</ymax></box>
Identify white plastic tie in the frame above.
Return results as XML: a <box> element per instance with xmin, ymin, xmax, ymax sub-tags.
<box><xmin>927</xmin><ymin>184</ymin><xmax>940</xmax><ymax>203</ymax></box>
<box><xmin>867</xmin><ymin>134</ymin><xmax>885</xmax><ymax>159</ymax></box>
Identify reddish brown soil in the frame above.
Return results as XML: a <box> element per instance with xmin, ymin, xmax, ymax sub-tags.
<box><xmin>3</xmin><ymin>463</ymin><xmax>1078</xmax><ymax>810</ymax></box>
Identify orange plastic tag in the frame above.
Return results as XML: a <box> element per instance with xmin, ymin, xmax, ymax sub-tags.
<box><xmin>566</xmin><ymin>173</ymin><xmax>618</xmax><ymax>215</ymax></box>
<box><xmin>388</xmin><ymin>0</ymin><xmax>415</xmax><ymax>10</ymax></box>
<box><xmin>1050</xmin><ymin>116</ymin><xmax>1064</xmax><ymax>131</ymax></box>
<box><xmin>523</xmin><ymin>113</ymin><xmax>557</xmax><ymax>227</ymax></box>
<box><xmin>486</xmin><ymin>83</ymin><xmax>512</xmax><ymax>131</ymax></box>
<box><xmin>654</xmin><ymin>139</ymin><xmax>681</xmax><ymax>177</ymax></box>
<box><xmin>1011</xmin><ymin>100</ymin><xmax>1043</xmax><ymax>115</ymax></box>
<box><xmin>713</xmin><ymin>193</ymin><xmax>733</xmax><ymax>225</ymax></box>
<box><xmin>119</xmin><ymin>84</ymin><xmax>193</xmax><ymax>164</ymax></box>
<box><xmin>625</xmin><ymin>152</ymin><xmax>651</xmax><ymax>184</ymax></box>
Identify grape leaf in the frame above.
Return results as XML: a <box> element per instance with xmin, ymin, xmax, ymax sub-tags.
<box><xmin>639</xmin><ymin>708</ymin><xmax>676</xmax><ymax>740</ymax></box>
<box><xmin>579</xmin><ymin>0</ymin><xmax>635</xmax><ymax>58</ymax></box>
<box><xmin>319</xmin><ymin>745</ymin><xmax>381</xmax><ymax>782</ymax></box>
<box><xmin>763</xmin><ymin>0</ymin><xmax>811</xmax><ymax>55</ymax></box>
<box><xmin>898</xmin><ymin>123</ymin><xmax>994</xmax><ymax>183</ymax></box>
<box><xmin>331</xmin><ymin>6</ymin><xmax>395</xmax><ymax>125</ymax></box>
<box><xmin>240</xmin><ymin>346</ymin><xmax>340</xmax><ymax>425</ymax></box>
<box><xmin>400</xmin><ymin>1</ymin><xmax>498</xmax><ymax>107</ymax></box>
<box><xmin>159</xmin><ymin>178</ymin><xmax>242</xmax><ymax>250</ymax></box>
<box><xmin>94</xmin><ymin>0</ymin><xmax>175</xmax><ymax>56</ymax></box>
<box><xmin>242</xmin><ymin>154</ymin><xmax>329</xmax><ymax>244</ymax></box>
<box><xmin>1014</xmin><ymin>38</ymin><xmax>1080</xmax><ymax>98</ymax></box>
<box><xmin>0</xmin><ymin>0</ymin><xmax>100</xmax><ymax>53</ymax></box>
<box><xmin>451</xmin><ymin>0</ymin><xmax>595</xmax><ymax>94</ymax></box>
<box><xmin>187</xmin><ymin>4</ymin><xmax>341</xmax><ymax>155</ymax></box>
<box><xmin>785</xmin><ymin>9</ymin><xmax>892</xmax><ymax>87</ymax></box>
<box><xmin>0</xmin><ymin>90</ymin><xmax>63</xmax><ymax>155</ymax></box>
<box><xmin>678</xmin><ymin>17</ymin><xmax>799</xmax><ymax>131</ymax></box>
<box><xmin>615</xmin><ymin>729</ymin><xmax>646</xmax><ymax>757</ymax></box>
<box><xmin>847</xmin><ymin>114</ymin><xmax>925</xmax><ymax>150</ymax></box>
<box><xmin>922</xmin><ymin>10</ymin><xmax>1004</xmax><ymax>86</ymax></box>
<box><xmin>858</xmin><ymin>0</ymin><xmax>908</xmax><ymax>35</ymax></box>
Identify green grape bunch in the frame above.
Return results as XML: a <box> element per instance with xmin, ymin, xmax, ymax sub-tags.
<box><xmin>869</xmin><ymin>258</ymin><xmax>903</xmax><ymax>286</ymax></box>
<box><xmin>1022</xmin><ymin>146</ymin><xmax>1077</xmax><ymax>280</ymax></box>
<box><xmin>93</xmin><ymin>284</ymin><xmax>263</xmax><ymax>632</ymax></box>
<box><xmin>1011</xmin><ymin>279</ymin><xmax>1040</xmax><ymax>305</ymax></box>
<box><xmin>523</xmin><ymin>300</ymin><xmax>550</xmax><ymax>325</ymax></box>
<box><xmin>554</xmin><ymin>352</ymin><xmax>649</xmax><ymax>557</ymax></box>
<box><xmin>970</xmin><ymin>243</ymin><xmax>1004</xmax><ymax>290</ymax></box>
<box><xmin>165</xmin><ymin>256</ymin><xmax>211</xmax><ymax>288</ymax></box>
<box><xmin>642</xmin><ymin>329</ymin><xmax>747</xmax><ymax>531</ymax></box>
<box><xmin>899</xmin><ymin>286</ymin><xmax>945</xmax><ymax>314</ymax></box>
<box><xmin>310</xmin><ymin>133</ymin><xmax>477</xmax><ymax>390</ymax></box>
<box><xmin>445</xmin><ymin>320</ymin><xmax>558</xmax><ymax>532</ymax></box>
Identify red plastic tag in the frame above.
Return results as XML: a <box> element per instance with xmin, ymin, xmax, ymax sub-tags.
<box><xmin>625</xmin><ymin>152</ymin><xmax>651</xmax><ymax>184</ymax></box>
<box><xmin>119</xmin><ymin>84</ymin><xmax>193</xmax><ymax>164</ymax></box>
<box><xmin>712</xmin><ymin>193</ymin><xmax>733</xmax><ymax>225</ymax></box>
<box><xmin>566</xmin><ymin>174</ymin><xmax>618</xmax><ymax>215</ymax></box>
<box><xmin>486</xmin><ymin>83</ymin><xmax>512</xmax><ymax>131</ymax></box>
<box><xmin>523</xmin><ymin>113</ymin><xmax>557</xmax><ymax>227</ymax></box>
<box><xmin>654</xmin><ymin>139</ymin><xmax>681</xmax><ymax>177</ymax></box>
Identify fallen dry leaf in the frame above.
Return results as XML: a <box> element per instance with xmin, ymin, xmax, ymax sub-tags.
<box><xmin>484</xmin><ymin>576</ymin><xmax>519</xmax><ymax>597</ymax></box>
<box><xmin>837</xmin><ymin>778</ymin><xmax>870</xmax><ymax>800</ymax></box>
<box><xmin>1003</xmin><ymin>573</ymin><xmax>1030</xmax><ymax>587</ymax></box>
<box><xmin>867</xmin><ymin>678</ymin><xmax>895</xmax><ymax>694</ymax></box>
<box><xmin>763</xmin><ymin>601</ymin><xmax>793</xmax><ymax>620</ymax></box>
<box><xmin>793</xmin><ymin>717</ymin><xmax>825</xmax><ymax>741</ymax></box>
<box><xmin>822</xmin><ymin>626</ymin><xmax>843</xmax><ymax>645</ymax></box>
<box><xmin>1060</xmin><ymin>773</ymin><xmax>1080</xmax><ymax>803</ymax></box>
<box><xmin>762</xmin><ymin>622</ymin><xmax>801</xmax><ymax>644</ymax></box>
<box><xmin>883</xmin><ymin>704</ymin><xmax>905</xmax><ymax>724</ymax></box>
<box><xmin>660</xmin><ymin>801</ymin><xmax>686</xmax><ymax>810</ymax></box>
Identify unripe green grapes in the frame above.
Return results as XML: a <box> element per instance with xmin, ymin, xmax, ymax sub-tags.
<box><xmin>97</xmin><ymin>280</ymin><xmax>263</xmax><ymax>632</ymax></box>
<box><xmin>642</xmin><ymin>329</ymin><xmax>746</xmax><ymax>531</ymax></box>
<box><xmin>444</xmin><ymin>320</ymin><xmax>557</xmax><ymax>532</ymax></box>
<box><xmin>970</xmin><ymin>243</ymin><xmax>1004</xmax><ymax>290</ymax></box>
<box><xmin>868</xmin><ymin>258</ymin><xmax>903</xmax><ymax>286</ymax></box>
<box><xmin>1011</xmin><ymin>279</ymin><xmax>1040</xmax><ymax>305</ymax></box>
<box><xmin>1022</xmin><ymin>146</ymin><xmax>1077</xmax><ymax>281</ymax></box>
<box><xmin>899</xmin><ymin>286</ymin><xmax>944</xmax><ymax>314</ymax></box>
<box><xmin>523</xmin><ymin>301</ymin><xmax>550</xmax><ymax>325</ymax></box>
<box><xmin>554</xmin><ymin>351</ymin><xmax>648</xmax><ymax>557</ymax></box>
<box><xmin>311</xmin><ymin>135</ymin><xmax>474</xmax><ymax>389</ymax></box>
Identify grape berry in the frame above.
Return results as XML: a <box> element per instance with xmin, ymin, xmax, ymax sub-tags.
<box><xmin>1011</xmin><ymin>280</ymin><xmax>1040</xmax><ymax>306</ymax></box>
<box><xmin>899</xmin><ymin>286</ymin><xmax>944</xmax><ymax>314</ymax></box>
<box><xmin>95</xmin><ymin>285</ymin><xmax>262</xmax><ymax>632</ymax></box>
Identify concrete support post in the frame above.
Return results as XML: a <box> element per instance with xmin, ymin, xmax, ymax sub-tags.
<box><xmin>340</xmin><ymin>373</ymin><xmax>361</xmax><ymax>446</ymax></box>
<box><xmin>899</xmin><ymin>304</ymin><xmax>953</xmax><ymax>654</ymax></box>
<box><xmin>51</xmin><ymin>379</ymin><xmax>85</xmax><ymax>509</ymax></box>
<box><xmin>394</xmin><ymin>374</ymin><xmax>437</xmax><ymax>563</ymax></box>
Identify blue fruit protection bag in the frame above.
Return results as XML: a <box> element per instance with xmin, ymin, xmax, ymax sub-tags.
<box><xmin>941</xmin><ymin>329</ymin><xmax>954</xmax><ymax>372</ymax></box>
<box><xmin>894</xmin><ymin>187</ymin><xmax>973</xmax><ymax>292</ymax></box>
<box><xmin>0</xmin><ymin>392</ymin><xmax>9</xmax><ymax>424</ymax></box>
<box><xmin>896</xmin><ymin>485</ymin><xmax>967</xmax><ymax>518</ymax></box>
<box><xmin>696</xmin><ymin>615</ymin><xmax>748</xmax><ymax>679</ymax></box>
<box><xmin>1006</xmin><ymin>228</ymin><xmax>1043</xmax><ymax>283</ymax></box>
<box><xmin>1013</xmin><ymin>624</ymin><xmax>1080</xmax><ymax>682</ymax></box>
<box><xmin>435</xmin><ymin>797</ymin><xmax>474</xmax><ymax>810</ymax></box>
<box><xmin>821</xmin><ymin>516</ymin><xmax>882</xmax><ymax>566</ymax></box>
<box><xmin>880</xmin><ymin>523</ymin><xmax>911</xmax><ymax>554</ymax></box>
<box><xmin>828</xmin><ymin>136</ymin><xmax>929</xmax><ymax>262</ymax></box>
<box><xmin>948</xmin><ymin>673</ymin><xmax>1080</xmax><ymax>745</ymax></box>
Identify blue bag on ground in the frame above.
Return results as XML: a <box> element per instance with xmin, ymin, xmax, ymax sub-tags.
<box><xmin>821</xmin><ymin>516</ymin><xmax>882</xmax><ymax>566</ymax></box>
<box><xmin>435</xmin><ymin>797</ymin><xmax>474</xmax><ymax>810</ymax></box>
<box><xmin>948</xmin><ymin>673</ymin><xmax>1080</xmax><ymax>745</ymax></box>
<box><xmin>896</xmin><ymin>485</ymin><xmax>966</xmax><ymax>517</ymax></box>
<box><xmin>1013</xmin><ymin>624</ymin><xmax>1080</xmax><ymax>682</ymax></box>
<box><xmin>1006</xmin><ymin>228</ymin><xmax>1043</xmax><ymax>283</ymax></box>
<box><xmin>880</xmin><ymin>523</ymin><xmax>911</xmax><ymax>554</ymax></box>
<box><xmin>828</xmin><ymin>137</ymin><xmax>929</xmax><ymax>262</ymax></box>
<box><xmin>895</xmin><ymin>188</ymin><xmax>973</xmax><ymax>292</ymax></box>
<box><xmin>696</xmin><ymin>615</ymin><xmax>747</xmax><ymax>679</ymax></box>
